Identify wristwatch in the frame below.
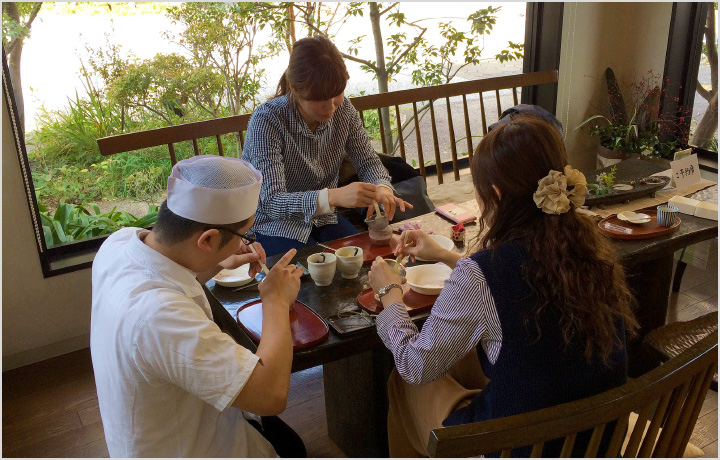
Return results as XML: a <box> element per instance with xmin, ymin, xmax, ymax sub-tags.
<box><xmin>374</xmin><ymin>283</ymin><xmax>403</xmax><ymax>301</ymax></box>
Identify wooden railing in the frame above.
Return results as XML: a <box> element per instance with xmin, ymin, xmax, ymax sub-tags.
<box><xmin>97</xmin><ymin>70</ymin><xmax>559</xmax><ymax>184</ymax></box>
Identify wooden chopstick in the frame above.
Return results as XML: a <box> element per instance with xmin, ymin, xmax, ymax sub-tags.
<box><xmin>249</xmin><ymin>245</ymin><xmax>270</xmax><ymax>275</ymax></box>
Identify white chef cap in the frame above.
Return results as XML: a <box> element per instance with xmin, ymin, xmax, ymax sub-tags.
<box><xmin>166</xmin><ymin>155</ymin><xmax>262</xmax><ymax>225</ymax></box>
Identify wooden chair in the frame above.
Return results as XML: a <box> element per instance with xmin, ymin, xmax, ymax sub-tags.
<box><xmin>427</xmin><ymin>331</ymin><xmax>718</xmax><ymax>458</ymax></box>
<box><xmin>644</xmin><ymin>311</ymin><xmax>718</xmax><ymax>391</ymax></box>
<box><xmin>96</xmin><ymin>71</ymin><xmax>558</xmax><ymax>185</ymax></box>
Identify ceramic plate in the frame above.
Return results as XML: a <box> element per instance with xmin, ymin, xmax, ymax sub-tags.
<box><xmin>213</xmin><ymin>264</ymin><xmax>253</xmax><ymax>287</ymax></box>
<box><xmin>416</xmin><ymin>234</ymin><xmax>455</xmax><ymax>261</ymax></box>
<box><xmin>405</xmin><ymin>264</ymin><xmax>453</xmax><ymax>295</ymax></box>
<box><xmin>617</xmin><ymin>211</ymin><xmax>652</xmax><ymax>225</ymax></box>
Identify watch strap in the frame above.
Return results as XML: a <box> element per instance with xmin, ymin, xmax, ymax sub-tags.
<box><xmin>377</xmin><ymin>283</ymin><xmax>403</xmax><ymax>300</ymax></box>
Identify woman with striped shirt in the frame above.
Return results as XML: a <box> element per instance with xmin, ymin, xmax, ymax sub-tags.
<box><xmin>242</xmin><ymin>35</ymin><xmax>410</xmax><ymax>256</ymax></box>
<box><xmin>368</xmin><ymin>115</ymin><xmax>638</xmax><ymax>457</ymax></box>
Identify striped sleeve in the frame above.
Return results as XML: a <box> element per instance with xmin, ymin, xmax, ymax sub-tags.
<box><xmin>376</xmin><ymin>258</ymin><xmax>503</xmax><ymax>385</ymax></box>
<box><xmin>243</xmin><ymin>110</ymin><xmax>320</xmax><ymax>223</ymax></box>
<box><xmin>343</xmin><ymin>100</ymin><xmax>393</xmax><ymax>189</ymax></box>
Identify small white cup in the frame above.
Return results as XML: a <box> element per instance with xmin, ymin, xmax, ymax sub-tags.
<box><xmin>335</xmin><ymin>246</ymin><xmax>364</xmax><ymax>279</ymax></box>
<box><xmin>307</xmin><ymin>253</ymin><xmax>337</xmax><ymax>286</ymax></box>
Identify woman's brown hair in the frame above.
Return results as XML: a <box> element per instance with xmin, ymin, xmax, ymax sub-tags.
<box><xmin>275</xmin><ymin>35</ymin><xmax>349</xmax><ymax>101</ymax></box>
<box><xmin>470</xmin><ymin>114</ymin><xmax>638</xmax><ymax>365</ymax></box>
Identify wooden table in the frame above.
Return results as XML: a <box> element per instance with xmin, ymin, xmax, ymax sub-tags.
<box><xmin>204</xmin><ymin>160</ymin><xmax>717</xmax><ymax>457</ymax></box>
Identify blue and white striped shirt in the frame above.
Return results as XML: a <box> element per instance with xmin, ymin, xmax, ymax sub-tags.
<box><xmin>376</xmin><ymin>257</ymin><xmax>503</xmax><ymax>385</ymax></box>
<box><xmin>242</xmin><ymin>95</ymin><xmax>393</xmax><ymax>243</ymax></box>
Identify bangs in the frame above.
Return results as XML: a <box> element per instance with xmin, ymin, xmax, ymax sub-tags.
<box><xmin>298</xmin><ymin>66</ymin><xmax>348</xmax><ymax>101</ymax></box>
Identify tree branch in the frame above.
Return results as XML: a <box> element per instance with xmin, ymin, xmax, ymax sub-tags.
<box><xmin>387</xmin><ymin>27</ymin><xmax>426</xmax><ymax>71</ymax></box>
<box><xmin>340</xmin><ymin>51</ymin><xmax>378</xmax><ymax>72</ymax></box>
<box><xmin>703</xmin><ymin>4</ymin><xmax>717</xmax><ymax>91</ymax></box>
<box><xmin>379</xmin><ymin>2</ymin><xmax>399</xmax><ymax>16</ymax></box>
<box><xmin>696</xmin><ymin>80</ymin><xmax>712</xmax><ymax>101</ymax></box>
<box><xmin>26</xmin><ymin>3</ymin><xmax>43</xmax><ymax>31</ymax></box>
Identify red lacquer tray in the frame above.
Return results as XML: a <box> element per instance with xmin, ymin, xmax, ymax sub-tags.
<box><xmin>324</xmin><ymin>232</ymin><xmax>398</xmax><ymax>264</ymax></box>
<box><xmin>357</xmin><ymin>285</ymin><xmax>438</xmax><ymax>316</ymax></box>
<box><xmin>598</xmin><ymin>210</ymin><xmax>681</xmax><ymax>240</ymax></box>
<box><xmin>236</xmin><ymin>300</ymin><xmax>329</xmax><ymax>350</ymax></box>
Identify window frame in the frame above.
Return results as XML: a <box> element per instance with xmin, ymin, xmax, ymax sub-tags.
<box><xmin>4</xmin><ymin>49</ymin><xmax>106</xmax><ymax>277</ymax></box>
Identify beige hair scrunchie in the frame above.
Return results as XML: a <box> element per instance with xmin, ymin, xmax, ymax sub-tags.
<box><xmin>532</xmin><ymin>165</ymin><xmax>588</xmax><ymax>215</ymax></box>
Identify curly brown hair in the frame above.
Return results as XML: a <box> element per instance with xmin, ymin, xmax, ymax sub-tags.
<box><xmin>470</xmin><ymin>114</ymin><xmax>638</xmax><ymax>365</ymax></box>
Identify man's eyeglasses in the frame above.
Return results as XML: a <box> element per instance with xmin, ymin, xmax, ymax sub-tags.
<box><xmin>206</xmin><ymin>227</ymin><xmax>256</xmax><ymax>245</ymax></box>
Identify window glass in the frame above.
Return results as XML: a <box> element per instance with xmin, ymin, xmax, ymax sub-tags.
<box><xmin>4</xmin><ymin>2</ymin><xmax>527</xmax><ymax>253</ymax></box>
<box><xmin>689</xmin><ymin>5</ymin><xmax>718</xmax><ymax>152</ymax></box>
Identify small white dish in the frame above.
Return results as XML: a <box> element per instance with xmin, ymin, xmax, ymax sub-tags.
<box><xmin>213</xmin><ymin>264</ymin><xmax>253</xmax><ymax>287</ymax></box>
<box><xmin>405</xmin><ymin>264</ymin><xmax>453</xmax><ymax>295</ymax></box>
<box><xmin>617</xmin><ymin>211</ymin><xmax>652</xmax><ymax>225</ymax></box>
<box><xmin>417</xmin><ymin>234</ymin><xmax>455</xmax><ymax>261</ymax></box>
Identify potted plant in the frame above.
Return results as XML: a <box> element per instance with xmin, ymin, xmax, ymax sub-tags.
<box><xmin>576</xmin><ymin>68</ymin><xmax>689</xmax><ymax>168</ymax></box>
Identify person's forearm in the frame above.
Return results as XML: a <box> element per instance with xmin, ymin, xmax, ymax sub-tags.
<box><xmin>254</xmin><ymin>306</ymin><xmax>293</xmax><ymax>396</ymax></box>
<box><xmin>263</xmin><ymin>190</ymin><xmax>320</xmax><ymax>223</ymax></box>
<box><xmin>233</xmin><ymin>304</ymin><xmax>293</xmax><ymax>415</ymax></box>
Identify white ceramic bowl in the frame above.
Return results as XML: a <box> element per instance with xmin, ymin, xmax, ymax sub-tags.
<box><xmin>405</xmin><ymin>264</ymin><xmax>453</xmax><ymax>295</ymax></box>
<box><xmin>213</xmin><ymin>264</ymin><xmax>253</xmax><ymax>287</ymax></box>
<box><xmin>416</xmin><ymin>234</ymin><xmax>455</xmax><ymax>261</ymax></box>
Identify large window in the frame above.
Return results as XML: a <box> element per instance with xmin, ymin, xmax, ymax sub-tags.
<box><xmin>4</xmin><ymin>2</ymin><xmax>532</xmax><ymax>276</ymax></box>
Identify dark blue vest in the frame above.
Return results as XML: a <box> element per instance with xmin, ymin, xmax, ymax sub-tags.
<box><xmin>443</xmin><ymin>241</ymin><xmax>627</xmax><ymax>457</ymax></box>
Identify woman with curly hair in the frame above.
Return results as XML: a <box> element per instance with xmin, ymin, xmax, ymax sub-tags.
<box><xmin>368</xmin><ymin>115</ymin><xmax>638</xmax><ymax>457</ymax></box>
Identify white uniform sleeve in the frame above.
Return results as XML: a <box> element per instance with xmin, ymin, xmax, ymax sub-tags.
<box><xmin>135</xmin><ymin>295</ymin><xmax>259</xmax><ymax>412</ymax></box>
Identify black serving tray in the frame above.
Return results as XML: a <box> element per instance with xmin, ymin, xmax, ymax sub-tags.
<box><xmin>584</xmin><ymin>159</ymin><xmax>671</xmax><ymax>208</ymax></box>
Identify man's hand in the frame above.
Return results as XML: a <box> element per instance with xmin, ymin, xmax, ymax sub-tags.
<box><xmin>197</xmin><ymin>242</ymin><xmax>265</xmax><ymax>284</ymax></box>
<box><xmin>258</xmin><ymin>249</ymin><xmax>303</xmax><ymax>310</ymax></box>
<box><xmin>371</xmin><ymin>186</ymin><xmax>413</xmax><ymax>221</ymax></box>
<box><xmin>328</xmin><ymin>182</ymin><xmax>377</xmax><ymax>208</ymax></box>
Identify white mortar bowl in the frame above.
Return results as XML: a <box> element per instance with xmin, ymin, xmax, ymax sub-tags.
<box><xmin>405</xmin><ymin>264</ymin><xmax>453</xmax><ymax>295</ymax></box>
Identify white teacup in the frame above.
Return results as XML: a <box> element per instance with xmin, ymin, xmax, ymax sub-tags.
<box><xmin>335</xmin><ymin>246</ymin><xmax>364</xmax><ymax>279</ymax></box>
<box><xmin>307</xmin><ymin>253</ymin><xmax>337</xmax><ymax>286</ymax></box>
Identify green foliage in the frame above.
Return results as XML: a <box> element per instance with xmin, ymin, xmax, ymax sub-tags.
<box><xmin>32</xmin><ymin>64</ymin><xmax>125</xmax><ymax>167</ymax></box>
<box><xmin>588</xmin><ymin>165</ymin><xmax>617</xmax><ymax>196</ymax></box>
<box><xmin>411</xmin><ymin>6</ymin><xmax>523</xmax><ymax>87</ymax></box>
<box><xmin>361</xmin><ymin>109</ymin><xmax>398</xmax><ymax>142</ymax></box>
<box><xmin>2</xmin><ymin>2</ymin><xmax>41</xmax><ymax>46</ymax></box>
<box><xmin>576</xmin><ymin>68</ymin><xmax>689</xmax><ymax>159</ymax></box>
<box><xmin>38</xmin><ymin>202</ymin><xmax>158</xmax><ymax>247</ymax></box>
<box><xmin>164</xmin><ymin>2</ymin><xmax>286</xmax><ymax>115</ymax></box>
<box><xmin>495</xmin><ymin>41</ymin><xmax>524</xmax><ymax>63</ymax></box>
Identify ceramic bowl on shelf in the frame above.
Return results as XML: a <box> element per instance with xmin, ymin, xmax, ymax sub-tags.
<box><xmin>213</xmin><ymin>264</ymin><xmax>254</xmax><ymax>287</ymax></box>
<box><xmin>405</xmin><ymin>264</ymin><xmax>453</xmax><ymax>295</ymax></box>
<box><xmin>617</xmin><ymin>211</ymin><xmax>652</xmax><ymax>225</ymax></box>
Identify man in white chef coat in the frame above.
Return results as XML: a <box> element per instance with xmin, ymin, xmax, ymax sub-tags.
<box><xmin>91</xmin><ymin>155</ymin><xmax>306</xmax><ymax>457</ymax></box>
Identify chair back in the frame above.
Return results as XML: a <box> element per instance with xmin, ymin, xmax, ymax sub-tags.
<box><xmin>427</xmin><ymin>331</ymin><xmax>718</xmax><ymax>458</ymax></box>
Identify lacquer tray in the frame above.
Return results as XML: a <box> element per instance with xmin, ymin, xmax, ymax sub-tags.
<box><xmin>598</xmin><ymin>210</ymin><xmax>681</xmax><ymax>240</ymax></box>
<box><xmin>236</xmin><ymin>299</ymin><xmax>329</xmax><ymax>350</ymax></box>
<box><xmin>357</xmin><ymin>285</ymin><xmax>438</xmax><ymax>316</ymax></box>
<box><xmin>324</xmin><ymin>232</ymin><xmax>396</xmax><ymax>264</ymax></box>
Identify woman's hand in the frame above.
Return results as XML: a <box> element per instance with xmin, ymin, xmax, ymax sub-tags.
<box><xmin>218</xmin><ymin>242</ymin><xmax>267</xmax><ymax>278</ymax></box>
<box><xmin>258</xmin><ymin>249</ymin><xmax>303</xmax><ymax>310</ymax></box>
<box><xmin>368</xmin><ymin>256</ymin><xmax>405</xmax><ymax>293</ymax></box>
<box><xmin>374</xmin><ymin>186</ymin><xmax>413</xmax><ymax>221</ymax></box>
<box><xmin>393</xmin><ymin>230</ymin><xmax>444</xmax><ymax>263</ymax></box>
<box><xmin>328</xmin><ymin>182</ymin><xmax>377</xmax><ymax>208</ymax></box>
